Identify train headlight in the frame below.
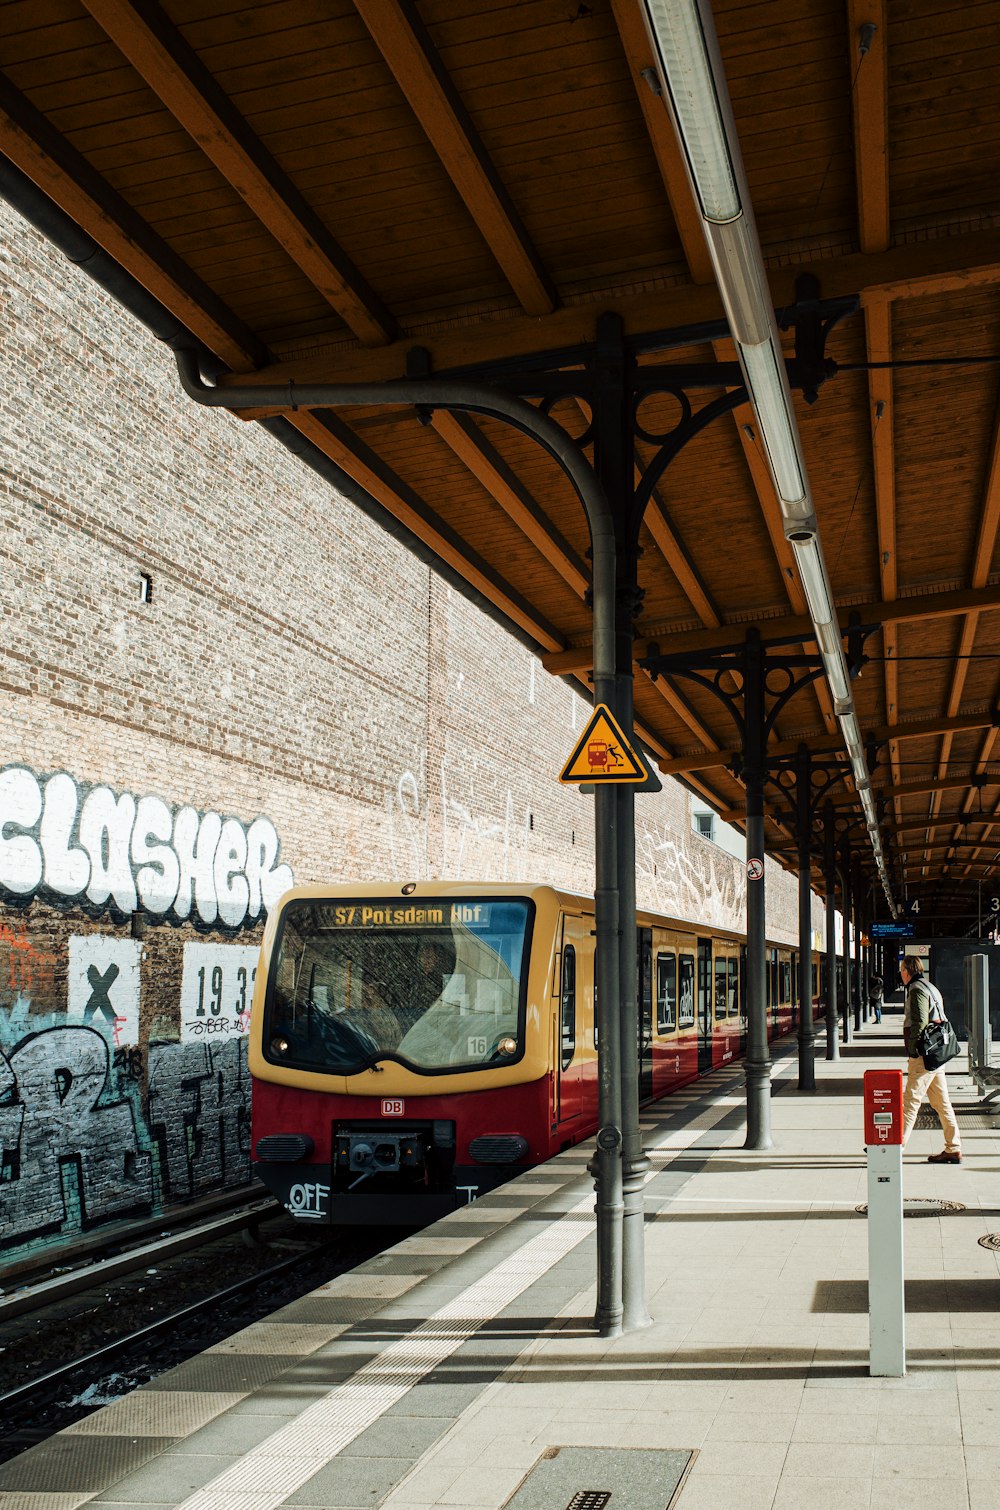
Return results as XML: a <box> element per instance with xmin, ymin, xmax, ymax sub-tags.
<box><xmin>271</xmin><ymin>1036</ymin><xmax>290</xmax><ymax>1055</ymax></box>
<box><xmin>495</xmin><ymin>1036</ymin><xmax>517</xmax><ymax>1057</ymax></box>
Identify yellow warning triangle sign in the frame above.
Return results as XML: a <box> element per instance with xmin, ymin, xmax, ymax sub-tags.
<box><xmin>559</xmin><ymin>704</ymin><xmax>650</xmax><ymax>785</ymax></box>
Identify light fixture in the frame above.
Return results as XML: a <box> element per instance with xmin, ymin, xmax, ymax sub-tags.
<box><xmin>792</xmin><ymin>536</ymin><xmax>834</xmax><ymax>624</ymax></box>
<box><xmin>640</xmin><ymin>0</ymin><xmax>740</xmax><ymax>222</ymax></box>
<box><xmin>642</xmin><ymin>0</ymin><xmax>896</xmax><ymax>914</ymax></box>
<box><xmin>739</xmin><ymin>341</ymin><xmax>807</xmax><ymax>505</ymax></box>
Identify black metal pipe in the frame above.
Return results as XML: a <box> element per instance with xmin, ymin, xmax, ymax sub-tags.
<box><xmin>743</xmin><ymin>630</ymin><xmax>773</xmax><ymax>1148</ymax></box>
<box><xmin>824</xmin><ymin>803</ymin><xmax>839</xmax><ymax>1060</ymax></box>
<box><xmin>796</xmin><ymin>744</ymin><xmax>816</xmax><ymax>1090</ymax></box>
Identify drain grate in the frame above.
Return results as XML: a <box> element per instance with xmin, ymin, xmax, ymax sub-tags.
<box><xmin>504</xmin><ymin>1447</ymin><xmax>692</xmax><ymax>1510</ymax></box>
<box><xmin>856</xmin><ymin>1198</ymin><xmax>966</xmax><ymax>1216</ymax></box>
<box><xmin>978</xmin><ymin>1234</ymin><xmax>1000</xmax><ymax>1251</ymax></box>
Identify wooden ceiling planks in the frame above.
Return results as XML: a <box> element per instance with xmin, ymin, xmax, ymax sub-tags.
<box><xmin>3</xmin><ymin>0</ymin><xmax>999</xmax><ymax>921</ymax></box>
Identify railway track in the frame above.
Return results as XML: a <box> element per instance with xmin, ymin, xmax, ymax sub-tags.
<box><xmin>0</xmin><ymin>1195</ymin><xmax>396</xmax><ymax>1462</ymax></box>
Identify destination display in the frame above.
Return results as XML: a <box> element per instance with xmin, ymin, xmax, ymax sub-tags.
<box><xmin>870</xmin><ymin>921</ymin><xmax>916</xmax><ymax>939</ymax></box>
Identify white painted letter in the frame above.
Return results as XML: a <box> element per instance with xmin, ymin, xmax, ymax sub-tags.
<box><xmin>0</xmin><ymin>767</ymin><xmax>42</xmax><ymax>896</ymax></box>
<box><xmin>40</xmin><ymin>772</ymin><xmax>89</xmax><ymax>899</ymax></box>
<box><xmin>214</xmin><ymin>817</ymin><xmax>250</xmax><ymax>929</ymax></box>
<box><xmin>132</xmin><ymin>795</ymin><xmax>180</xmax><ymax>915</ymax></box>
<box><xmin>79</xmin><ymin>787</ymin><xmax>138</xmax><ymax>913</ymax></box>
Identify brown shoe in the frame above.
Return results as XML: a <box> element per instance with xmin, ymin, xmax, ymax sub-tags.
<box><xmin>927</xmin><ymin>1150</ymin><xmax>962</xmax><ymax>1164</ymax></box>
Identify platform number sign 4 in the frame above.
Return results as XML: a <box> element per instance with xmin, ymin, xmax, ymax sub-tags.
<box><xmin>906</xmin><ymin>899</ymin><xmax>921</xmax><ymax>916</ymax></box>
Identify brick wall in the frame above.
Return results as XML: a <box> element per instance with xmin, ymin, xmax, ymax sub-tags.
<box><xmin>0</xmin><ymin>201</ymin><xmax>821</xmax><ymax>1267</ymax></box>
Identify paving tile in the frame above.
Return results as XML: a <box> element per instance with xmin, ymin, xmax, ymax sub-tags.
<box><xmin>791</xmin><ymin>1412</ymin><xmax>878</xmax><ymax>1445</ymax></box>
<box><xmin>869</xmin><ymin>1478</ymin><xmax>970</xmax><ymax>1510</ymax></box>
<box><xmin>772</xmin><ymin>1478</ymin><xmax>872</xmax><ymax>1510</ymax></box>
<box><xmin>0</xmin><ymin>1438</ymin><xmax>177</xmax><ymax>1496</ymax></box>
<box><xmin>873</xmin><ymin>1443</ymin><xmax>968</xmax><ymax>1478</ymax></box>
<box><xmin>705</xmin><ymin>1411</ymin><xmax>798</xmax><ymax>1443</ymax></box>
<box><xmin>876</xmin><ymin>1412</ymin><xmax>964</xmax><ymax>1444</ymax></box>
<box><xmin>63</xmin><ymin>1389</ymin><xmax>244</xmax><ymax>1439</ymax></box>
<box><xmin>284</xmin><ymin>1454</ymin><xmax>414</xmax><ymax>1506</ymax></box>
<box><xmin>0</xmin><ymin>1497</ymin><xmax>98</xmax><ymax>1509</ymax></box>
<box><xmin>675</xmin><ymin>1474</ymin><xmax>780</xmax><ymax>1509</ymax></box>
<box><xmin>86</xmin><ymin>1452</ymin><xmax>238</xmax><ymax>1504</ymax></box>
<box><xmin>207</xmin><ymin>1322</ymin><xmax>350</xmax><ymax>1355</ymax></box>
<box><xmin>782</xmin><ymin>1442</ymin><xmax>874</xmax><ymax>1477</ymax></box>
<box><xmin>686</xmin><ymin>1441</ymin><xmax>788</xmax><ymax>1477</ymax></box>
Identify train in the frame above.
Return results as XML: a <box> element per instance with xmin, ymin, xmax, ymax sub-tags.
<box><xmin>249</xmin><ymin>882</ymin><xmax>824</xmax><ymax>1224</ymax></box>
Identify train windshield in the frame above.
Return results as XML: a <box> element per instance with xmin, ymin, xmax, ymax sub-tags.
<box><xmin>264</xmin><ymin>897</ymin><xmax>533</xmax><ymax>1075</ymax></box>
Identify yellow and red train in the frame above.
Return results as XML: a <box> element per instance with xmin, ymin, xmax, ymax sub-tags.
<box><xmin>250</xmin><ymin>882</ymin><xmax>823</xmax><ymax>1224</ymax></box>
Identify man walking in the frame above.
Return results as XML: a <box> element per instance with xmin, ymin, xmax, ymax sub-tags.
<box><xmin>899</xmin><ymin>956</ymin><xmax>961</xmax><ymax>1164</ymax></box>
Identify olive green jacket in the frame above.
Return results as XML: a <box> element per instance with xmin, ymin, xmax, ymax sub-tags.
<box><xmin>904</xmin><ymin>976</ymin><xmax>943</xmax><ymax>1058</ymax></box>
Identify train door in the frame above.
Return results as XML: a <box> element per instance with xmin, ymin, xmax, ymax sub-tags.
<box><xmin>556</xmin><ymin>914</ymin><xmax>586</xmax><ymax>1126</ymax></box>
<box><xmin>638</xmin><ymin>927</ymin><xmax>654</xmax><ymax>1101</ymax></box>
<box><xmin>697</xmin><ymin>936</ymin><xmax>713</xmax><ymax>1073</ymax></box>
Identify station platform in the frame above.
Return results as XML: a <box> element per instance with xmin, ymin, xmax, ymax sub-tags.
<box><xmin>3</xmin><ymin>1020</ymin><xmax>998</xmax><ymax>1510</ymax></box>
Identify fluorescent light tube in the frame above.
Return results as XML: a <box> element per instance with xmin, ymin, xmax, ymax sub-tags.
<box><xmin>739</xmin><ymin>340</ymin><xmax>807</xmax><ymax>505</ymax></box>
<box><xmin>640</xmin><ymin>0</ymin><xmax>741</xmax><ymax>222</ymax></box>
<box><xmin>792</xmin><ymin>536</ymin><xmax>834</xmax><ymax>625</ymax></box>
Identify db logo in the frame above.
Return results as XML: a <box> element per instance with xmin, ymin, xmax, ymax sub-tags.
<box><xmin>381</xmin><ymin>1098</ymin><xmax>405</xmax><ymax>1116</ymax></box>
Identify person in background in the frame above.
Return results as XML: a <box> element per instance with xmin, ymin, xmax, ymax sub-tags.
<box><xmin>899</xmin><ymin>956</ymin><xmax>961</xmax><ymax>1164</ymax></box>
<box><xmin>867</xmin><ymin>972</ymin><xmax>884</xmax><ymax>1024</ymax></box>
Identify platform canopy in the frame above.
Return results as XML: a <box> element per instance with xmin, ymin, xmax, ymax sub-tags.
<box><xmin>3</xmin><ymin>0</ymin><xmax>999</xmax><ymax>931</ymax></box>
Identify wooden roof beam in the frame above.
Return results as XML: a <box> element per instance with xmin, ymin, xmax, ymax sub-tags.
<box><xmin>847</xmin><ymin>0</ymin><xmax>889</xmax><ymax>255</ymax></box>
<box><xmin>427</xmin><ymin>411</ymin><xmax>589</xmax><ymax>598</ymax></box>
<box><xmin>541</xmin><ymin>581</ymin><xmax>1000</xmax><ymax>675</ymax></box>
<box><xmin>226</xmin><ymin>229</ymin><xmax>1000</xmax><ymax>389</ymax></box>
<box><xmin>0</xmin><ymin>72</ymin><xmax>264</xmax><ymax>373</ymax></box>
<box><xmin>656</xmin><ymin>708</ymin><xmax>1000</xmax><ymax>778</ymax></box>
<box><xmin>354</xmin><ymin>0</ymin><xmax>555</xmax><ymax>318</ymax></box>
<box><xmin>864</xmin><ymin>297</ymin><xmax>900</xmax><ymax>823</ymax></box>
<box><xmin>923</xmin><ymin>394</ymin><xmax>1000</xmax><ymax>840</ymax></box>
<box><xmin>834</xmin><ymin>772</ymin><xmax>1000</xmax><ymax>807</ymax></box>
<box><xmin>608</xmin><ymin>0</ymin><xmax>713</xmax><ymax>284</ymax></box>
<box><xmin>82</xmin><ymin>0</ymin><xmax>394</xmax><ymax>347</ymax></box>
<box><xmin>287</xmin><ymin>411</ymin><xmax>566</xmax><ymax>654</ymax></box>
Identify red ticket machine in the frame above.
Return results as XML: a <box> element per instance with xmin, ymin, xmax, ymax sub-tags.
<box><xmin>863</xmin><ymin>1069</ymin><xmax>903</xmax><ymax>1145</ymax></box>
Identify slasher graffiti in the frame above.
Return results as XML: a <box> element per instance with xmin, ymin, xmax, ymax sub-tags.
<box><xmin>0</xmin><ymin>765</ymin><xmax>294</xmax><ymax>930</ymax></box>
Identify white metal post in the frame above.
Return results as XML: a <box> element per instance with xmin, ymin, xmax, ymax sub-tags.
<box><xmin>867</xmin><ymin>1143</ymin><xmax>905</xmax><ymax>1375</ymax></box>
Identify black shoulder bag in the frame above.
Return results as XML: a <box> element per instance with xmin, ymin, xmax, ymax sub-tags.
<box><xmin>917</xmin><ymin>984</ymin><xmax>959</xmax><ymax>1070</ymax></box>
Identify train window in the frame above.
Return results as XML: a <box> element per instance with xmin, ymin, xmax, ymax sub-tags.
<box><xmin>560</xmin><ymin>945</ymin><xmax>576</xmax><ymax>1070</ymax></box>
<box><xmin>678</xmin><ymin>954</ymin><xmax>695</xmax><ymax>1028</ymax></box>
<box><xmin>656</xmin><ymin>952</ymin><xmax>676</xmax><ymax>1032</ymax></box>
<box><xmin>714</xmin><ymin>955</ymin><xmax>728</xmax><ymax>1020</ymax></box>
<box><xmin>728</xmin><ymin>956</ymin><xmax>740</xmax><ymax>1016</ymax></box>
<box><xmin>264</xmin><ymin>896</ymin><xmax>532</xmax><ymax>1076</ymax></box>
<box><xmin>781</xmin><ymin>959</ymin><xmax>791</xmax><ymax>1005</ymax></box>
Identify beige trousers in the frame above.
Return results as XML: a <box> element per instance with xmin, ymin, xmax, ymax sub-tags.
<box><xmin>901</xmin><ymin>1057</ymin><xmax>961</xmax><ymax>1154</ymax></box>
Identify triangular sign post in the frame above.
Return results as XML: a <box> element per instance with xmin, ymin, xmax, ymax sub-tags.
<box><xmin>559</xmin><ymin>703</ymin><xmax>650</xmax><ymax>785</ymax></box>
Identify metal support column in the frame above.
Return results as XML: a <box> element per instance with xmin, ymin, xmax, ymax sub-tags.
<box><xmin>853</xmin><ymin>860</ymin><xmax>863</xmax><ymax>1033</ymax></box>
<box><xmin>796</xmin><ymin>743</ymin><xmax>816</xmax><ymax>1090</ymax></box>
<box><xmin>841</xmin><ymin>848</ymin><xmax>853</xmax><ymax>1045</ymax></box>
<box><xmin>594</xmin><ymin>312</ymin><xmax>647</xmax><ymax>1333</ymax></box>
<box><xmin>823</xmin><ymin>803</ymin><xmax>839</xmax><ymax>1059</ymax></box>
<box><xmin>744</xmin><ymin>630</ymin><xmax>773</xmax><ymax>1147</ymax></box>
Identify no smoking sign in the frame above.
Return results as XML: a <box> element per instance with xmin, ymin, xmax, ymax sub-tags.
<box><xmin>746</xmin><ymin>858</ymin><xmax>764</xmax><ymax>881</ymax></box>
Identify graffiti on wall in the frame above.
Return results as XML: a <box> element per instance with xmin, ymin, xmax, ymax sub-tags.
<box><xmin>0</xmin><ymin>1013</ymin><xmax>250</xmax><ymax>1251</ymax></box>
<box><xmin>178</xmin><ymin>942</ymin><xmax>259</xmax><ymax>1042</ymax></box>
<box><xmin>67</xmin><ymin>935</ymin><xmax>141</xmax><ymax>1045</ymax></box>
<box><xmin>0</xmin><ymin>765</ymin><xmax>294</xmax><ymax>929</ymax></box>
<box><xmin>636</xmin><ymin>816</ymin><xmax>745</xmax><ymax>933</ymax></box>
